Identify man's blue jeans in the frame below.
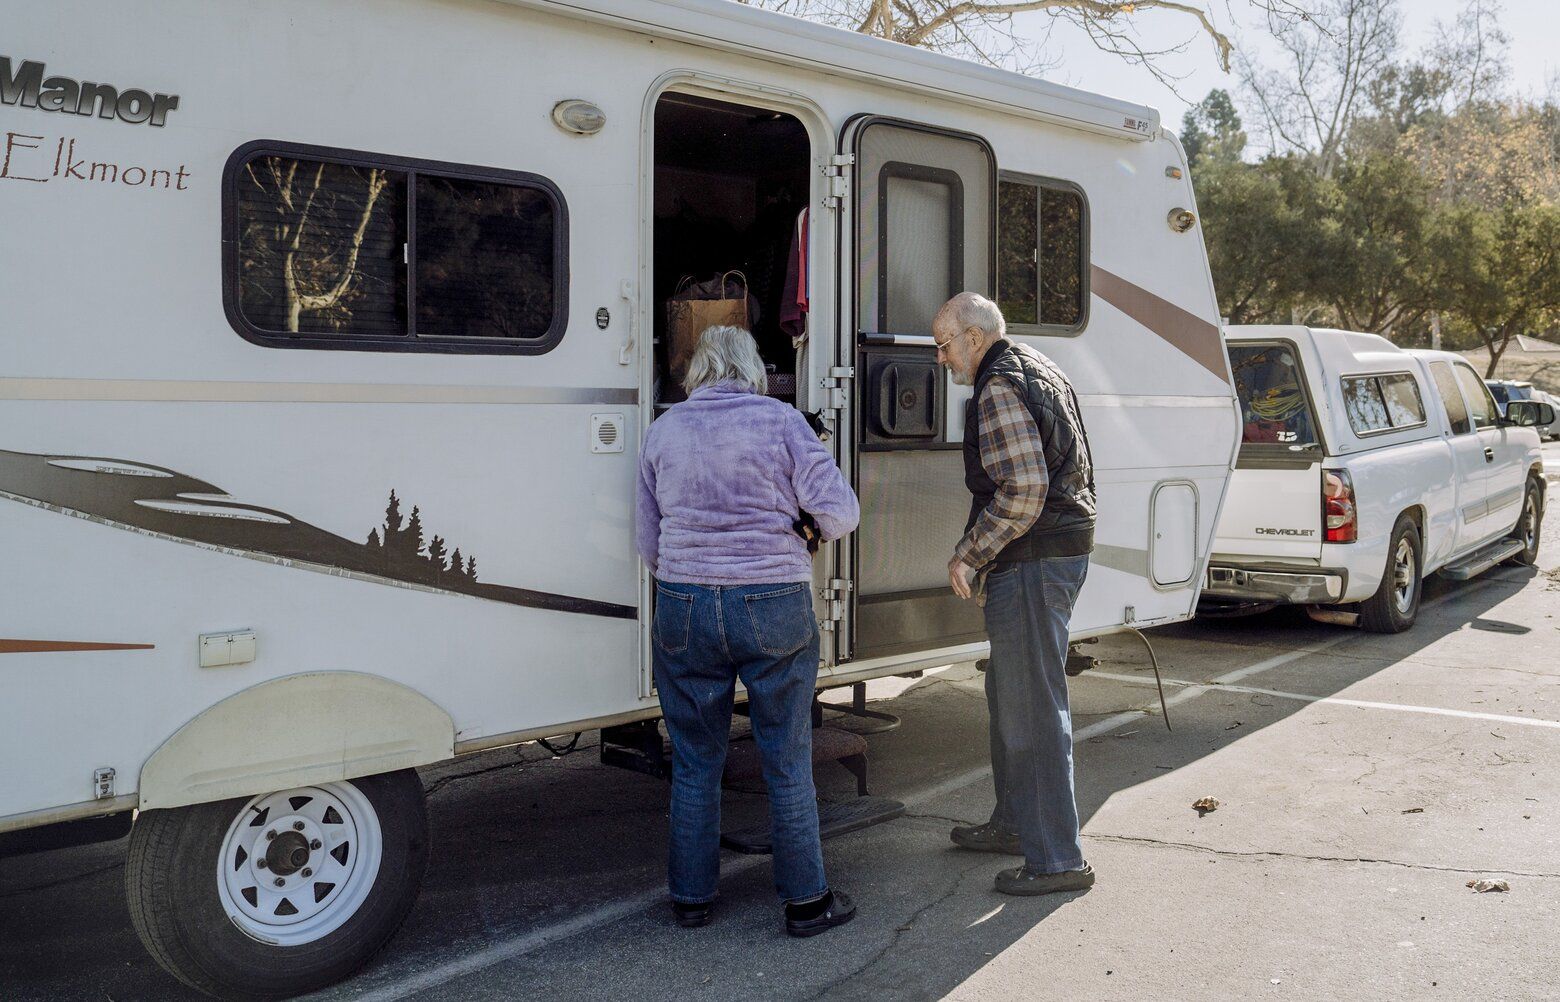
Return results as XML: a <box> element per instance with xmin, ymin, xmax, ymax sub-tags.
<box><xmin>982</xmin><ymin>554</ymin><xmax>1090</xmax><ymax>873</ymax></box>
<box><xmin>652</xmin><ymin>580</ymin><xmax>828</xmax><ymax>905</ymax></box>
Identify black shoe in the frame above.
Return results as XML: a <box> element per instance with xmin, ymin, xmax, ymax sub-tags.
<box><xmin>1064</xmin><ymin>652</ymin><xmax>1098</xmax><ymax>677</ymax></box>
<box><xmin>785</xmin><ymin>889</ymin><xmax>856</xmax><ymax>938</ymax></box>
<box><xmin>994</xmin><ymin>863</ymin><xmax>1095</xmax><ymax>896</ymax></box>
<box><xmin>672</xmin><ymin>899</ymin><xmax>715</xmax><ymax>928</ymax></box>
<box><xmin>950</xmin><ymin>821</ymin><xmax>1022</xmax><ymax>854</ymax></box>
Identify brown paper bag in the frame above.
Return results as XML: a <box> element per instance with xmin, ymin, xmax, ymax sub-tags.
<box><xmin>666</xmin><ymin>271</ymin><xmax>751</xmax><ymax>382</ymax></box>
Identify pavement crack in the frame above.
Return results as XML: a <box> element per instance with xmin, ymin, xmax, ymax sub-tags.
<box><xmin>899</xmin><ymin>810</ymin><xmax>981</xmax><ymax>826</ymax></box>
<box><xmin>1083</xmin><ymin>833</ymin><xmax>1560</xmax><ymax>879</ymax></box>
<box><xmin>808</xmin><ymin>858</ymin><xmax>990</xmax><ymax>1000</ymax></box>
<box><xmin>0</xmin><ymin>861</ymin><xmax>123</xmax><ymax>899</ymax></box>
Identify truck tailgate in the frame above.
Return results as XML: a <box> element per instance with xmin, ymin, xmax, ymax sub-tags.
<box><xmin>1214</xmin><ymin>464</ymin><xmax>1324</xmax><ymax>561</ymax></box>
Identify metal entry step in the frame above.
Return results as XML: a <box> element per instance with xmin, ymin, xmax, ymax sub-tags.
<box><xmin>1438</xmin><ymin>537</ymin><xmax>1525</xmax><ymax>580</ymax></box>
<box><xmin>720</xmin><ymin>796</ymin><xmax>906</xmax><ymax>855</ymax></box>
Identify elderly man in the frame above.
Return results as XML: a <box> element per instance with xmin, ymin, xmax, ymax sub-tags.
<box><xmin>934</xmin><ymin>291</ymin><xmax>1097</xmax><ymax>896</ymax></box>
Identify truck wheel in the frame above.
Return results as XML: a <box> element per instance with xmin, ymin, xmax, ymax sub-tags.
<box><xmin>1360</xmin><ymin>516</ymin><xmax>1421</xmax><ymax>634</ymax></box>
<box><xmin>1504</xmin><ymin>478</ymin><xmax>1542</xmax><ymax>566</ymax></box>
<box><xmin>126</xmin><ymin>770</ymin><xmax>428</xmax><ymax>1000</ymax></box>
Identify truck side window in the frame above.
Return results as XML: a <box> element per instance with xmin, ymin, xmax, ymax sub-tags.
<box><xmin>1429</xmin><ymin>362</ymin><xmax>1471</xmax><ymax>435</ymax></box>
<box><xmin>225</xmin><ymin>142</ymin><xmax>567</xmax><ymax>354</ymax></box>
<box><xmin>1453</xmin><ymin>364</ymin><xmax>1498</xmax><ymax>429</ymax></box>
<box><xmin>997</xmin><ymin>174</ymin><xmax>1087</xmax><ymax>334</ymax></box>
<box><xmin>1343</xmin><ymin>373</ymin><xmax>1425</xmax><ymax>435</ymax></box>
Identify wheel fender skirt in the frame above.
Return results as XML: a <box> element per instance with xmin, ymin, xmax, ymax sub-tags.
<box><xmin>138</xmin><ymin>672</ymin><xmax>454</xmax><ymax>811</ymax></box>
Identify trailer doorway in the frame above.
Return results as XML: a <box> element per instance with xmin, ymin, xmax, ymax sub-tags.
<box><xmin>651</xmin><ymin>93</ymin><xmax>812</xmax><ymax>408</ymax></box>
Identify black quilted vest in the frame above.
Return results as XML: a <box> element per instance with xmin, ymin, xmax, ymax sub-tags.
<box><xmin>963</xmin><ymin>338</ymin><xmax>1097</xmax><ymax>562</ymax></box>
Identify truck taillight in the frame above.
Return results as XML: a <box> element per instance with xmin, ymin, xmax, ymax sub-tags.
<box><xmin>1323</xmin><ymin>469</ymin><xmax>1357</xmax><ymax>543</ymax></box>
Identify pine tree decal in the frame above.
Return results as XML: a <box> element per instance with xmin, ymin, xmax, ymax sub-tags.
<box><xmin>382</xmin><ymin>491</ymin><xmax>404</xmax><ymax>551</ymax></box>
<box><xmin>405</xmin><ymin>506</ymin><xmax>424</xmax><ymax>561</ymax></box>
<box><xmin>427</xmin><ymin>534</ymin><xmax>447</xmax><ymax>582</ymax></box>
<box><xmin>363</xmin><ymin>492</ymin><xmax>480</xmax><ymax>593</ymax></box>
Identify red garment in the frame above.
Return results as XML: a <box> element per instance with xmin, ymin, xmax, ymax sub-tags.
<box><xmin>780</xmin><ymin>209</ymin><xmax>808</xmax><ymax>341</ymax></box>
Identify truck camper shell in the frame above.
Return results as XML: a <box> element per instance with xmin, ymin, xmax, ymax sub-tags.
<box><xmin>0</xmin><ymin>0</ymin><xmax>1238</xmax><ymax>993</ymax></box>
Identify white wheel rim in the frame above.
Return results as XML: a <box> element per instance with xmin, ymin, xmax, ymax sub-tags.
<box><xmin>216</xmin><ymin>783</ymin><xmax>383</xmax><ymax>947</ymax></box>
<box><xmin>1392</xmin><ymin>538</ymin><xmax>1417</xmax><ymax>615</ymax></box>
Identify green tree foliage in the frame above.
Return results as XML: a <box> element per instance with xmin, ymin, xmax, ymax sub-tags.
<box><xmin>1181</xmin><ymin>89</ymin><xmax>1247</xmax><ymax>165</ymax></box>
<box><xmin>1196</xmin><ymin>154</ymin><xmax>1332</xmax><ymax>324</ymax></box>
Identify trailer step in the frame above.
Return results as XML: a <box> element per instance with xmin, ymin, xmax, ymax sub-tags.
<box><xmin>720</xmin><ymin>795</ymin><xmax>906</xmax><ymax>855</ymax></box>
<box><xmin>1438</xmin><ymin>538</ymin><xmax>1526</xmax><ymax>580</ymax></box>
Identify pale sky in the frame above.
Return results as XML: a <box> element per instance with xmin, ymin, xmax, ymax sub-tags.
<box><xmin>1026</xmin><ymin>0</ymin><xmax>1556</xmax><ymax>133</ymax></box>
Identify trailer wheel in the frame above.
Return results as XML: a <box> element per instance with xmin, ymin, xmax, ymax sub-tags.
<box><xmin>1503</xmin><ymin>478</ymin><xmax>1542</xmax><ymax>567</ymax></box>
<box><xmin>1360</xmin><ymin>515</ymin><xmax>1421</xmax><ymax>634</ymax></box>
<box><xmin>126</xmin><ymin>770</ymin><xmax>427</xmax><ymax>1000</ymax></box>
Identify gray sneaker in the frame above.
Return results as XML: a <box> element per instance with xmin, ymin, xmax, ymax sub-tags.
<box><xmin>994</xmin><ymin>863</ymin><xmax>1095</xmax><ymax>896</ymax></box>
<box><xmin>950</xmin><ymin>821</ymin><xmax>1022</xmax><ymax>854</ymax></box>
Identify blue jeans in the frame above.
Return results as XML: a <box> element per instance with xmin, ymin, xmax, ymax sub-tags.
<box><xmin>652</xmin><ymin>580</ymin><xmax>828</xmax><ymax>904</ymax></box>
<box><xmin>982</xmin><ymin>554</ymin><xmax>1089</xmax><ymax>873</ymax></box>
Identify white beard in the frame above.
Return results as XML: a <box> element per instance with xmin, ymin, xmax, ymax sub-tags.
<box><xmin>948</xmin><ymin>367</ymin><xmax>974</xmax><ymax>386</ymax></box>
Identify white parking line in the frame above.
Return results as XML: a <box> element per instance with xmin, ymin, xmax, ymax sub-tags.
<box><xmin>1091</xmin><ymin>671</ymin><xmax>1560</xmax><ymax>731</ymax></box>
<box><xmin>358</xmin><ymin>579</ymin><xmax>1506</xmax><ymax>998</ymax></box>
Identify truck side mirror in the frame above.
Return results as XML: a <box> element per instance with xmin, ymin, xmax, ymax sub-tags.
<box><xmin>1504</xmin><ymin>399</ymin><xmax>1552</xmax><ymax>427</ymax></box>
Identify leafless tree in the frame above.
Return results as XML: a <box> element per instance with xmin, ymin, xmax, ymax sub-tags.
<box><xmin>1238</xmin><ymin>0</ymin><xmax>1401</xmax><ymax>176</ymax></box>
<box><xmin>1432</xmin><ymin>0</ymin><xmax>1508</xmax><ymax>109</ymax></box>
<box><xmin>246</xmin><ymin>159</ymin><xmax>391</xmax><ymax>333</ymax></box>
<box><xmin>742</xmin><ymin>1</ymin><xmax>1316</xmax><ymax>86</ymax></box>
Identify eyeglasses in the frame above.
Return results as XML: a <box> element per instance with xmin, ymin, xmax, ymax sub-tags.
<box><xmin>934</xmin><ymin>328</ymin><xmax>979</xmax><ymax>352</ymax></box>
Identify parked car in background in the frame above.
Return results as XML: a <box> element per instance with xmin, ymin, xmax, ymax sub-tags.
<box><xmin>1530</xmin><ymin>388</ymin><xmax>1560</xmax><ymax>440</ymax></box>
<box><xmin>1203</xmin><ymin>327</ymin><xmax>1551</xmax><ymax>633</ymax></box>
<box><xmin>1486</xmin><ymin>378</ymin><xmax>1536</xmax><ymax>418</ymax></box>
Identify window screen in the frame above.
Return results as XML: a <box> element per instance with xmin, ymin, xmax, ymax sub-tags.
<box><xmin>1430</xmin><ymin>362</ymin><xmax>1471</xmax><ymax>435</ymax></box>
<box><xmin>1342</xmin><ymin>373</ymin><xmax>1425</xmax><ymax>435</ymax></box>
<box><xmin>879</xmin><ymin>164</ymin><xmax>962</xmax><ymax>335</ymax></box>
<box><xmin>1230</xmin><ymin>343</ymin><xmax>1318</xmax><ymax>448</ymax></box>
<box><xmin>228</xmin><ymin>143</ymin><xmax>566</xmax><ymax>353</ymax></box>
<box><xmin>997</xmin><ymin>175</ymin><xmax>1087</xmax><ymax>332</ymax></box>
<box><xmin>1455</xmin><ymin>364</ymin><xmax>1498</xmax><ymax>428</ymax></box>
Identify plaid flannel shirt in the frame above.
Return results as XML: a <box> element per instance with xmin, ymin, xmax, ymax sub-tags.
<box><xmin>953</xmin><ymin>378</ymin><xmax>1049</xmax><ymax>570</ymax></box>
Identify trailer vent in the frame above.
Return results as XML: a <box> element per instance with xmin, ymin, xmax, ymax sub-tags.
<box><xmin>591</xmin><ymin>413</ymin><xmax>625</xmax><ymax>454</ymax></box>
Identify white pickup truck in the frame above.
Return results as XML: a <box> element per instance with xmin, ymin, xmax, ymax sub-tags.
<box><xmin>1201</xmin><ymin>326</ymin><xmax>1551</xmax><ymax>632</ymax></box>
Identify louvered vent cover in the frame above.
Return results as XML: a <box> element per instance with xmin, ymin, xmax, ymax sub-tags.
<box><xmin>591</xmin><ymin>413</ymin><xmax>625</xmax><ymax>454</ymax></box>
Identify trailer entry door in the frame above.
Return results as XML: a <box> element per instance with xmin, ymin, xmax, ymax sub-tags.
<box><xmin>839</xmin><ymin>118</ymin><xmax>996</xmax><ymax>660</ymax></box>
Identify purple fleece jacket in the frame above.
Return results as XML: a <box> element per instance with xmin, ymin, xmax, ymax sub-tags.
<box><xmin>636</xmin><ymin>382</ymin><xmax>860</xmax><ymax>584</ymax></box>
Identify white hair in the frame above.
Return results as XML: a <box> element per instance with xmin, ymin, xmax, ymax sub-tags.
<box><xmin>683</xmin><ymin>325</ymin><xmax>769</xmax><ymax>395</ymax></box>
<box><xmin>947</xmin><ymin>292</ymin><xmax>1006</xmax><ymax>340</ymax></box>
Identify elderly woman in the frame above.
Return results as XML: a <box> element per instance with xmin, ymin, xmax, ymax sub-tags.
<box><xmin>636</xmin><ymin>325</ymin><xmax>860</xmax><ymax>936</ymax></box>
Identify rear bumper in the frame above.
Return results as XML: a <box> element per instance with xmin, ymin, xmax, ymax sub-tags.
<box><xmin>1202</xmin><ymin>564</ymin><xmax>1346</xmax><ymax>605</ymax></box>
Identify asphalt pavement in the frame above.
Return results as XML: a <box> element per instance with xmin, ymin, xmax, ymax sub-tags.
<box><xmin>3</xmin><ymin>440</ymin><xmax>1558</xmax><ymax>1001</ymax></box>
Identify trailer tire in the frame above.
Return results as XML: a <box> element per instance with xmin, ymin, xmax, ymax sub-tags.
<box><xmin>126</xmin><ymin>770</ymin><xmax>427</xmax><ymax>1000</ymax></box>
<box><xmin>1503</xmin><ymin>478</ymin><xmax>1542</xmax><ymax>567</ymax></box>
<box><xmin>1360</xmin><ymin>515</ymin><xmax>1421</xmax><ymax>634</ymax></box>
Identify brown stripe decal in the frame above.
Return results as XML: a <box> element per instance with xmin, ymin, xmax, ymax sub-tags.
<box><xmin>0</xmin><ymin>639</ymin><xmax>155</xmax><ymax>654</ymax></box>
<box><xmin>1091</xmin><ymin>266</ymin><xmax>1229</xmax><ymax>382</ymax></box>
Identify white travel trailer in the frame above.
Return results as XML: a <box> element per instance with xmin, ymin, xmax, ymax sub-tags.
<box><xmin>1</xmin><ymin>0</ymin><xmax>1238</xmax><ymax>994</ymax></box>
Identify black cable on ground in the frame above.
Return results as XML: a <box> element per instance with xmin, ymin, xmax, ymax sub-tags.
<box><xmin>1124</xmin><ymin>627</ymin><xmax>1173</xmax><ymax>732</ymax></box>
<box><xmin>537</xmin><ymin>732</ymin><xmax>583</xmax><ymax>757</ymax></box>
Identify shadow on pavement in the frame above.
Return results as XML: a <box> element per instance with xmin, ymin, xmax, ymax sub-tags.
<box><xmin>0</xmin><ymin>568</ymin><xmax>1536</xmax><ymax>1001</ymax></box>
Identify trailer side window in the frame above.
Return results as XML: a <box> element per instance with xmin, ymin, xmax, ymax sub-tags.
<box><xmin>225</xmin><ymin>142</ymin><xmax>567</xmax><ymax>354</ymax></box>
<box><xmin>1342</xmin><ymin>373</ymin><xmax>1425</xmax><ymax>435</ymax></box>
<box><xmin>1429</xmin><ymin>362</ymin><xmax>1471</xmax><ymax>434</ymax></box>
<box><xmin>997</xmin><ymin>174</ymin><xmax>1087</xmax><ymax>334</ymax></box>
